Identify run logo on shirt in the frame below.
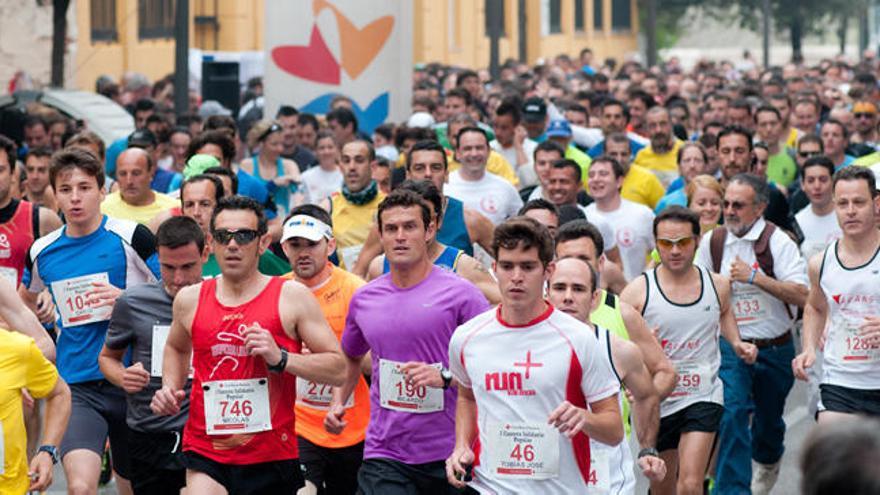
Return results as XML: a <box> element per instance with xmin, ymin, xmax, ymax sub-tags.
<box><xmin>484</xmin><ymin>351</ymin><xmax>543</xmax><ymax>396</ymax></box>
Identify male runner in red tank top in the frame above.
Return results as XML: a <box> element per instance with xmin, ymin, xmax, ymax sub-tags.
<box><xmin>152</xmin><ymin>196</ymin><xmax>346</xmax><ymax>495</ymax></box>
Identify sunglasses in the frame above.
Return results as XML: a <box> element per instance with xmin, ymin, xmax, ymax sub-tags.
<box><xmin>798</xmin><ymin>151</ymin><xmax>821</xmax><ymax>158</ymax></box>
<box><xmin>259</xmin><ymin>123</ymin><xmax>283</xmax><ymax>142</ymax></box>
<box><xmin>656</xmin><ymin>236</ymin><xmax>695</xmax><ymax>250</ymax></box>
<box><xmin>722</xmin><ymin>200</ymin><xmax>749</xmax><ymax>210</ymax></box>
<box><xmin>855</xmin><ymin>113</ymin><xmax>876</xmax><ymax>119</ymax></box>
<box><xmin>212</xmin><ymin>229</ymin><xmax>261</xmax><ymax>245</ymax></box>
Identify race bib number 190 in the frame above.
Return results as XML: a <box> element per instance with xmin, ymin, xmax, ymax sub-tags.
<box><xmin>487</xmin><ymin>423</ymin><xmax>560</xmax><ymax>479</ymax></box>
<box><xmin>51</xmin><ymin>272</ymin><xmax>113</xmax><ymax>327</ymax></box>
<box><xmin>379</xmin><ymin>359</ymin><xmax>444</xmax><ymax>413</ymax></box>
<box><xmin>203</xmin><ymin>378</ymin><xmax>272</xmax><ymax>435</ymax></box>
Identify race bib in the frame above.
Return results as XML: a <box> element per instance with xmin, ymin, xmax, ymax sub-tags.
<box><xmin>0</xmin><ymin>266</ymin><xmax>17</xmax><ymax>287</ymax></box>
<box><xmin>150</xmin><ymin>325</ymin><xmax>193</xmax><ymax>378</ymax></box>
<box><xmin>670</xmin><ymin>360</ymin><xmax>710</xmax><ymax>399</ymax></box>
<box><xmin>51</xmin><ymin>272</ymin><xmax>113</xmax><ymax>327</ymax></box>
<box><xmin>339</xmin><ymin>244</ymin><xmax>363</xmax><ymax>271</ymax></box>
<box><xmin>831</xmin><ymin>316</ymin><xmax>880</xmax><ymax>363</ymax></box>
<box><xmin>296</xmin><ymin>377</ymin><xmax>354</xmax><ymax>410</ymax></box>
<box><xmin>586</xmin><ymin>449</ymin><xmax>610</xmax><ymax>493</ymax></box>
<box><xmin>487</xmin><ymin>422</ymin><xmax>560</xmax><ymax>479</ymax></box>
<box><xmin>733</xmin><ymin>284</ymin><xmax>770</xmax><ymax>324</ymax></box>
<box><xmin>203</xmin><ymin>378</ymin><xmax>272</xmax><ymax>435</ymax></box>
<box><xmin>379</xmin><ymin>359</ymin><xmax>444</xmax><ymax>413</ymax></box>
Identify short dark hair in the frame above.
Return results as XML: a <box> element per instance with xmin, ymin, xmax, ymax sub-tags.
<box><xmin>157</xmin><ymin>215</ymin><xmax>206</xmax><ymax>253</ymax></box>
<box><xmin>187</xmin><ymin>130</ymin><xmax>236</xmax><ymax>164</ymax></box>
<box><xmin>833</xmin><ymin>165</ymin><xmax>877</xmax><ymax>198</ymax></box>
<box><xmin>133</xmin><ymin>98</ymin><xmax>157</xmax><ymax>114</ymax></box>
<box><xmin>445</xmin><ymin>87</ymin><xmax>472</xmax><ymax>107</ymax></box>
<box><xmin>210</xmin><ymin>196</ymin><xmax>268</xmax><ymax>235</ymax></box>
<box><xmin>50</xmin><ymin>147</ymin><xmax>105</xmax><ymax>189</ymax></box>
<box><xmin>798</xmin><ymin>133</ymin><xmax>824</xmax><ymax>153</ymax></box>
<box><xmin>800</xmin><ymin>418</ymin><xmax>880</xmax><ymax>495</ymax></box>
<box><xmin>801</xmin><ymin>156</ymin><xmax>835</xmax><ymax>178</ymax></box>
<box><xmin>716</xmin><ymin>125</ymin><xmax>754</xmax><ymax>152</ymax></box>
<box><xmin>730</xmin><ymin>173</ymin><xmax>770</xmax><ymax>205</ymax></box>
<box><xmin>551</xmin><ymin>159</ymin><xmax>583</xmax><ymax>182</ymax></box>
<box><xmin>533</xmin><ymin>140</ymin><xmax>566</xmax><ymax>161</ymax></box>
<box><xmin>23</xmin><ymin>114</ymin><xmax>47</xmax><ymax>131</ymax></box>
<box><xmin>455</xmin><ymin>126</ymin><xmax>489</xmax><ymax>147</ymax></box>
<box><xmin>0</xmin><ymin>135</ymin><xmax>16</xmax><ymax>164</ymax></box>
<box><xmin>373</xmin><ymin>123</ymin><xmax>394</xmax><ymax>142</ymax></box>
<box><xmin>456</xmin><ymin>70</ymin><xmax>479</xmax><ymax>85</ymax></box>
<box><xmin>343</xmin><ymin>139</ymin><xmax>376</xmax><ymax>161</ymax></box>
<box><xmin>181</xmin><ymin>174</ymin><xmax>224</xmax><ymax>205</ymax></box>
<box><xmin>276</xmin><ymin>105</ymin><xmax>299</xmax><ymax>118</ymax></box>
<box><xmin>754</xmin><ymin>105</ymin><xmax>781</xmax><ymax>122</ymax></box>
<box><xmin>65</xmin><ymin>131</ymin><xmax>106</xmax><ymax>160</ymax></box>
<box><xmin>25</xmin><ymin>146</ymin><xmax>53</xmax><ymax>163</ymax></box>
<box><xmin>326</xmin><ymin>107</ymin><xmax>358</xmax><ymax>133</ymax></box>
<box><xmin>555</xmin><ymin>219</ymin><xmax>604</xmax><ymax>254</ymax></box>
<box><xmin>397</xmin><ymin>179</ymin><xmax>444</xmax><ymax>218</ymax></box>
<box><xmin>653</xmin><ymin>205</ymin><xmax>700</xmax><ymax>238</ymax></box>
<box><xmin>297</xmin><ymin>113</ymin><xmax>319</xmax><ymax>131</ymax></box>
<box><xmin>492</xmin><ymin>216</ymin><xmax>554</xmax><ymax>267</ymax></box>
<box><xmin>495</xmin><ymin>101</ymin><xmax>522</xmax><ymax>125</ymax></box>
<box><xmin>202</xmin><ymin>115</ymin><xmax>237</xmax><ymax>135</ymax></box>
<box><xmin>406</xmin><ymin>140</ymin><xmax>448</xmax><ymax>171</ymax></box>
<box><xmin>519</xmin><ymin>198</ymin><xmax>560</xmax><ymax>219</ymax></box>
<box><xmin>203</xmin><ymin>166</ymin><xmax>237</xmax><ymax>194</ymax></box>
<box><xmin>821</xmin><ymin>118</ymin><xmax>850</xmax><ymax>139</ymax></box>
<box><xmin>590</xmin><ymin>155</ymin><xmax>624</xmax><ymax>179</ymax></box>
<box><xmin>286</xmin><ymin>203</ymin><xmax>333</xmax><ymax>227</ymax></box>
<box><xmin>377</xmin><ymin>189</ymin><xmax>432</xmax><ymax>232</ymax></box>
<box><xmin>600</xmin><ymin>98</ymin><xmax>630</xmax><ymax>122</ymax></box>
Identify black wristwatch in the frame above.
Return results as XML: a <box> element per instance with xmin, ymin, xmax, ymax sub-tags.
<box><xmin>440</xmin><ymin>368</ymin><xmax>453</xmax><ymax>389</ymax></box>
<box><xmin>38</xmin><ymin>445</ymin><xmax>59</xmax><ymax>464</ymax></box>
<box><xmin>637</xmin><ymin>447</ymin><xmax>660</xmax><ymax>459</ymax></box>
<box><xmin>268</xmin><ymin>348</ymin><xmax>289</xmax><ymax>373</ymax></box>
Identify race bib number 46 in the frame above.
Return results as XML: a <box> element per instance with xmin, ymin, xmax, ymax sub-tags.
<box><xmin>487</xmin><ymin>422</ymin><xmax>559</xmax><ymax>479</ymax></box>
<box><xmin>379</xmin><ymin>359</ymin><xmax>444</xmax><ymax>413</ymax></box>
<box><xmin>203</xmin><ymin>378</ymin><xmax>272</xmax><ymax>435</ymax></box>
<box><xmin>296</xmin><ymin>377</ymin><xmax>354</xmax><ymax>410</ymax></box>
<box><xmin>51</xmin><ymin>272</ymin><xmax>113</xmax><ymax>327</ymax></box>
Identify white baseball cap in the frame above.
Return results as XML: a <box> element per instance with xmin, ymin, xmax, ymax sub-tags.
<box><xmin>281</xmin><ymin>215</ymin><xmax>333</xmax><ymax>242</ymax></box>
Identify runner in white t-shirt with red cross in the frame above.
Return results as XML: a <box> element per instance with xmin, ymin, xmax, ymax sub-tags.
<box><xmin>446</xmin><ymin>216</ymin><xmax>623</xmax><ymax>494</ymax></box>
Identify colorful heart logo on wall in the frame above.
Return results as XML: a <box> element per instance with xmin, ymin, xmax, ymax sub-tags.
<box><xmin>271</xmin><ymin>0</ymin><xmax>394</xmax><ymax>133</ymax></box>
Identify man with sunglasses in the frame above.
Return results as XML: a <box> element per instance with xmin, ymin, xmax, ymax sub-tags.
<box><xmin>695</xmin><ymin>174</ymin><xmax>808</xmax><ymax>495</ymax></box>
<box><xmin>623</xmin><ymin>206</ymin><xmax>757</xmax><ymax>495</ymax></box>
<box><xmin>152</xmin><ymin>195</ymin><xmax>346</xmax><ymax>494</ymax></box>
<box><xmin>850</xmin><ymin>101</ymin><xmax>879</xmax><ymax>152</ymax></box>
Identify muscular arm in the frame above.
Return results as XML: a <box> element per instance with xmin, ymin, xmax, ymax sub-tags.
<box><xmin>751</xmin><ymin>271</ymin><xmax>808</xmax><ymax>307</ymax></box>
<box><xmin>162</xmin><ymin>285</ymin><xmax>197</xmax><ymax>392</ymax></box>
<box><xmin>455</xmin><ymin>385</ymin><xmax>479</xmax><ymax>449</ymax></box>
<box><xmin>281</xmin><ymin>281</ymin><xmax>346</xmax><ymax>386</ymax></box>
<box><xmin>800</xmin><ymin>255</ymin><xmax>827</xmax><ymax>355</ymax></box>
<box><xmin>714</xmin><ymin>274</ymin><xmax>746</xmax><ymax>346</ymax></box>
<box><xmin>584</xmin><ymin>395</ymin><xmax>624</xmax><ymax>446</ymax></box>
<box><xmin>352</xmin><ymin>225</ymin><xmax>382</xmax><ymax>279</ymax></box>
<box><xmin>463</xmin><ymin>207</ymin><xmax>495</xmax><ymax>254</ymax></box>
<box><xmin>618</xmin><ymin>285</ymin><xmax>677</xmax><ymax>398</ymax></box>
<box><xmin>455</xmin><ymin>255</ymin><xmax>501</xmax><ymax>305</ymax></box>
<box><xmin>40</xmin><ymin>377</ymin><xmax>70</xmax><ymax>448</ymax></box>
<box><xmin>611</xmin><ymin>336</ymin><xmax>659</xmax><ymax>449</ymax></box>
<box><xmin>0</xmin><ymin>279</ymin><xmax>54</xmax><ymax>361</ymax></box>
<box><xmin>98</xmin><ymin>346</ymin><xmax>129</xmax><ymax>389</ymax></box>
<box><xmin>37</xmin><ymin>207</ymin><xmax>62</xmax><ymax>236</ymax></box>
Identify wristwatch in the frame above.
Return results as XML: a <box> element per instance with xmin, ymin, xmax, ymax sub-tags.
<box><xmin>268</xmin><ymin>348</ymin><xmax>289</xmax><ymax>373</ymax></box>
<box><xmin>37</xmin><ymin>445</ymin><xmax>59</xmax><ymax>464</ymax></box>
<box><xmin>637</xmin><ymin>447</ymin><xmax>660</xmax><ymax>459</ymax></box>
<box><xmin>440</xmin><ymin>368</ymin><xmax>453</xmax><ymax>389</ymax></box>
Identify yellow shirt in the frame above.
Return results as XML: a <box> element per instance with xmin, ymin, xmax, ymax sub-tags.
<box><xmin>0</xmin><ymin>329</ymin><xmax>58</xmax><ymax>494</ymax></box>
<box><xmin>633</xmin><ymin>140</ymin><xmax>682</xmax><ymax>187</ymax></box>
<box><xmin>447</xmin><ymin>150</ymin><xmax>520</xmax><ymax>187</ymax></box>
<box><xmin>330</xmin><ymin>191</ymin><xmax>385</xmax><ymax>271</ymax></box>
<box><xmin>785</xmin><ymin>127</ymin><xmax>799</xmax><ymax>149</ymax></box>
<box><xmin>621</xmin><ymin>165</ymin><xmax>666</xmax><ymax>209</ymax></box>
<box><xmin>565</xmin><ymin>145</ymin><xmax>592</xmax><ymax>190</ymax></box>
<box><xmin>101</xmin><ymin>191</ymin><xmax>179</xmax><ymax>225</ymax></box>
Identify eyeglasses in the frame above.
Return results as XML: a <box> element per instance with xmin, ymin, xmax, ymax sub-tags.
<box><xmin>798</xmin><ymin>151</ymin><xmax>821</xmax><ymax>158</ymax></box>
<box><xmin>212</xmin><ymin>229</ymin><xmax>261</xmax><ymax>245</ymax></box>
<box><xmin>722</xmin><ymin>200</ymin><xmax>749</xmax><ymax>211</ymax></box>
<box><xmin>656</xmin><ymin>236</ymin><xmax>695</xmax><ymax>250</ymax></box>
<box><xmin>855</xmin><ymin>113</ymin><xmax>876</xmax><ymax>119</ymax></box>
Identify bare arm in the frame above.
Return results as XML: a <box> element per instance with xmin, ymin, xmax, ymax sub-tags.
<box><xmin>464</xmin><ymin>207</ymin><xmax>495</xmax><ymax>254</ymax></box>
<box><xmin>619</xmin><ymin>284</ymin><xmax>677</xmax><ymax>398</ymax></box>
<box><xmin>37</xmin><ymin>207</ymin><xmax>62</xmax><ymax>236</ymax></box>
<box><xmin>366</xmin><ymin>255</ymin><xmax>384</xmax><ymax>282</ymax></box>
<box><xmin>162</xmin><ymin>285</ymin><xmax>196</xmax><ymax>392</ymax></box>
<box><xmin>455</xmin><ymin>255</ymin><xmax>502</xmax><ymax>305</ymax></box>
<box><xmin>583</xmin><ymin>395</ymin><xmax>624</xmax><ymax>446</ymax></box>
<box><xmin>601</xmin><ymin>260</ymin><xmax>628</xmax><ymax>294</ymax></box>
<box><xmin>0</xmin><ymin>279</ymin><xmax>54</xmax><ymax>361</ymax></box>
<box><xmin>611</xmin><ymin>336</ymin><xmax>659</xmax><ymax>449</ymax></box>
<box><xmin>279</xmin><ymin>281</ymin><xmax>346</xmax><ymax>386</ymax></box>
<box><xmin>352</xmin><ymin>225</ymin><xmax>382</xmax><ymax>279</ymax></box>
<box><xmin>793</xmin><ymin>255</ymin><xmax>827</xmax><ymax>380</ymax></box>
<box><xmin>714</xmin><ymin>274</ymin><xmax>758</xmax><ymax>363</ymax></box>
<box><xmin>446</xmin><ymin>385</ymin><xmax>479</xmax><ymax>488</ymax></box>
<box><xmin>147</xmin><ymin>208</ymin><xmax>174</xmax><ymax>234</ymax></box>
<box><xmin>605</xmin><ymin>246</ymin><xmax>623</xmax><ymax>269</ymax></box>
<box><xmin>27</xmin><ymin>377</ymin><xmax>70</xmax><ymax>491</ymax></box>
<box><xmin>751</xmin><ymin>271</ymin><xmax>808</xmax><ymax>307</ymax></box>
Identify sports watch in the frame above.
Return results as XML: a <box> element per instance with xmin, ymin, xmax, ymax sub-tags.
<box><xmin>37</xmin><ymin>444</ymin><xmax>59</xmax><ymax>464</ymax></box>
<box><xmin>441</xmin><ymin>368</ymin><xmax>453</xmax><ymax>389</ymax></box>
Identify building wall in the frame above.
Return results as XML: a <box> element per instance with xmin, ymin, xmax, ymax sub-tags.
<box><xmin>0</xmin><ymin>0</ymin><xmax>77</xmax><ymax>90</ymax></box>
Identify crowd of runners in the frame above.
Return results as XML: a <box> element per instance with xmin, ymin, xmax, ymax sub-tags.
<box><xmin>2</xmin><ymin>49</ymin><xmax>880</xmax><ymax>494</ymax></box>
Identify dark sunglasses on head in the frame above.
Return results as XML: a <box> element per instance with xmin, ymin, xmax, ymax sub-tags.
<box><xmin>258</xmin><ymin>123</ymin><xmax>283</xmax><ymax>142</ymax></box>
<box><xmin>212</xmin><ymin>229</ymin><xmax>261</xmax><ymax>245</ymax></box>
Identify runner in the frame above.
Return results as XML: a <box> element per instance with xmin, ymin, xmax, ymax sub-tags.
<box><xmin>794</xmin><ymin>166</ymin><xmax>880</xmax><ymax>420</ymax></box>
<box><xmin>25</xmin><ymin>148</ymin><xmax>161</xmax><ymax>494</ymax></box>
<box><xmin>22</xmin><ymin>146</ymin><xmax>58</xmax><ymax>211</ymax></box>
<box><xmin>279</xmin><ymin>204</ymin><xmax>370</xmax><ymax>494</ymax></box>
<box><xmin>151</xmin><ymin>195</ymin><xmax>346</xmax><ymax>494</ymax></box>
<box><xmin>548</xmin><ymin>256</ymin><xmax>667</xmax><ymax>493</ymax></box>
<box><xmin>622</xmin><ymin>206</ymin><xmax>757</xmax><ymax>495</ymax></box>
<box><xmin>101</xmin><ymin>147</ymin><xmax>178</xmax><ymax>225</ymax></box>
<box><xmin>326</xmin><ymin>189</ymin><xmax>489</xmax><ymax>494</ymax></box>
<box><xmin>446</xmin><ymin>216</ymin><xmax>622</xmax><ymax>494</ymax></box>
<box><xmin>98</xmin><ymin>216</ymin><xmax>206</xmax><ymax>494</ymax></box>
<box><xmin>795</xmin><ymin>156</ymin><xmax>841</xmax><ymax>262</ymax></box>
<box><xmin>366</xmin><ymin>180</ymin><xmax>501</xmax><ymax>304</ymax></box>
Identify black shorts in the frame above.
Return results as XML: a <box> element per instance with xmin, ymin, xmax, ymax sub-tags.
<box><xmin>297</xmin><ymin>436</ymin><xmax>363</xmax><ymax>494</ymax></box>
<box><xmin>820</xmin><ymin>384</ymin><xmax>880</xmax><ymax>416</ymax></box>
<box><xmin>60</xmin><ymin>380</ymin><xmax>131</xmax><ymax>478</ymax></box>
<box><xmin>127</xmin><ymin>428</ymin><xmax>186</xmax><ymax>495</ymax></box>
<box><xmin>357</xmin><ymin>458</ymin><xmax>457</xmax><ymax>495</ymax></box>
<box><xmin>657</xmin><ymin>402</ymin><xmax>724</xmax><ymax>452</ymax></box>
<box><xmin>182</xmin><ymin>451</ymin><xmax>304</xmax><ymax>495</ymax></box>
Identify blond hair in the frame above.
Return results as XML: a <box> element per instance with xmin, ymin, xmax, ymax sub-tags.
<box><xmin>685</xmin><ymin>174</ymin><xmax>724</xmax><ymax>206</ymax></box>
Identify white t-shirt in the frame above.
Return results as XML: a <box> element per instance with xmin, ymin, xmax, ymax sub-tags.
<box><xmin>795</xmin><ymin>207</ymin><xmax>842</xmax><ymax>261</ymax></box>
<box><xmin>490</xmin><ymin>139</ymin><xmax>539</xmax><ymax>187</ymax></box>
<box><xmin>301</xmin><ymin>166</ymin><xmax>343</xmax><ymax>205</ymax></box>
<box><xmin>449</xmin><ymin>306</ymin><xmax>619</xmax><ymax>494</ymax></box>
<box><xmin>446</xmin><ymin>170</ymin><xmax>524</xmax><ymax>225</ymax></box>
<box><xmin>585</xmin><ymin>199</ymin><xmax>655</xmax><ymax>280</ymax></box>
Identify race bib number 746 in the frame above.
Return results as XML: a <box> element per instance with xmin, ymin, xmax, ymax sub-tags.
<box><xmin>203</xmin><ymin>378</ymin><xmax>272</xmax><ymax>435</ymax></box>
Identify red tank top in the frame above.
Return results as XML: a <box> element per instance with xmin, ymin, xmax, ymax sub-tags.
<box><xmin>183</xmin><ymin>276</ymin><xmax>301</xmax><ymax>464</ymax></box>
<box><xmin>0</xmin><ymin>200</ymin><xmax>35</xmax><ymax>286</ymax></box>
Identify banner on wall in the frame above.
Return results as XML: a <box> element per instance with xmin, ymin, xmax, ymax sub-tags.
<box><xmin>264</xmin><ymin>0</ymin><xmax>413</xmax><ymax>135</ymax></box>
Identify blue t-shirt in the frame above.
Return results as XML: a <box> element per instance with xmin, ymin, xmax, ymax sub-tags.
<box><xmin>26</xmin><ymin>216</ymin><xmax>160</xmax><ymax>383</ymax></box>
<box><xmin>654</xmin><ymin>188</ymin><xmax>688</xmax><ymax>213</ymax></box>
<box><xmin>105</xmin><ymin>137</ymin><xmax>128</xmax><ymax>179</ymax></box>
<box><xmin>236</xmin><ymin>169</ymin><xmax>278</xmax><ymax>220</ymax></box>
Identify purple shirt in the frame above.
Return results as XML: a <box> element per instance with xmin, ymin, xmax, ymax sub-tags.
<box><xmin>342</xmin><ymin>266</ymin><xmax>490</xmax><ymax>464</ymax></box>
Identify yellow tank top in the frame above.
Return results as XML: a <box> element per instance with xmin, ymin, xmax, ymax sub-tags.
<box><xmin>330</xmin><ymin>192</ymin><xmax>385</xmax><ymax>270</ymax></box>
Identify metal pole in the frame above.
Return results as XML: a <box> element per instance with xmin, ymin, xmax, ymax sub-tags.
<box><xmin>646</xmin><ymin>0</ymin><xmax>657</xmax><ymax>67</ymax></box>
<box><xmin>762</xmin><ymin>0</ymin><xmax>771</xmax><ymax>68</ymax></box>
<box><xmin>488</xmin><ymin>0</ymin><xmax>502</xmax><ymax>78</ymax></box>
<box><xmin>518</xmin><ymin>0</ymin><xmax>527</xmax><ymax>63</ymax></box>
<box><xmin>174</xmin><ymin>0</ymin><xmax>190</xmax><ymax>118</ymax></box>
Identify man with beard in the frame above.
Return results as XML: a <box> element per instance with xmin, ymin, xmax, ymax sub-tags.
<box><xmin>633</xmin><ymin>107</ymin><xmax>682</xmax><ymax>188</ymax></box>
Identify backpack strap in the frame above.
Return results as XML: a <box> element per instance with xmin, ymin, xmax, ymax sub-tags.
<box><xmin>709</xmin><ymin>227</ymin><xmax>727</xmax><ymax>273</ymax></box>
<box><xmin>754</xmin><ymin>222</ymin><xmax>777</xmax><ymax>279</ymax></box>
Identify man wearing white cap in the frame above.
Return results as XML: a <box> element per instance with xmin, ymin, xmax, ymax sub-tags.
<box><xmin>280</xmin><ymin>205</ymin><xmax>371</xmax><ymax>494</ymax></box>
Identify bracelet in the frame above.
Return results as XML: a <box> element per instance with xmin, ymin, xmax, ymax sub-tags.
<box><xmin>748</xmin><ymin>268</ymin><xmax>757</xmax><ymax>284</ymax></box>
<box><xmin>638</xmin><ymin>447</ymin><xmax>659</xmax><ymax>459</ymax></box>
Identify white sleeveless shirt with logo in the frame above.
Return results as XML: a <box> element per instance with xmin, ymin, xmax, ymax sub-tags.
<box><xmin>819</xmin><ymin>240</ymin><xmax>880</xmax><ymax>390</ymax></box>
<box><xmin>642</xmin><ymin>266</ymin><xmax>724</xmax><ymax>417</ymax></box>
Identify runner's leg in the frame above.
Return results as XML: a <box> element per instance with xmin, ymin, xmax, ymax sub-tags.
<box><xmin>650</xmin><ymin>449</ymin><xmax>679</xmax><ymax>495</ymax></box>
<box><xmin>186</xmin><ymin>469</ymin><xmax>229</xmax><ymax>495</ymax></box>
<box><xmin>676</xmin><ymin>431</ymin><xmax>715</xmax><ymax>495</ymax></box>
